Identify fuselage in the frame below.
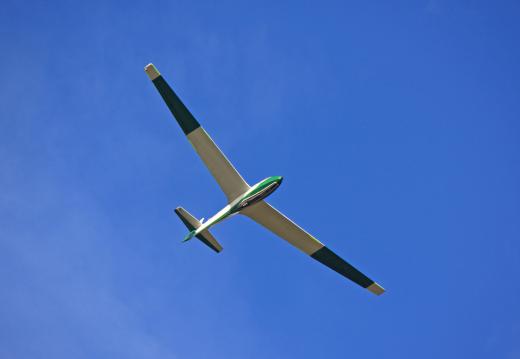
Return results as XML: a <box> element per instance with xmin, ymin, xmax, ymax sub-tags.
<box><xmin>194</xmin><ymin>176</ymin><xmax>283</xmax><ymax>235</ymax></box>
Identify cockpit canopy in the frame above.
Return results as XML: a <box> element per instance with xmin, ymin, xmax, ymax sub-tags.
<box><xmin>239</xmin><ymin>180</ymin><xmax>281</xmax><ymax>209</ymax></box>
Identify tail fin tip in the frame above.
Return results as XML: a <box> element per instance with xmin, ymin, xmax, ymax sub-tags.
<box><xmin>182</xmin><ymin>230</ymin><xmax>196</xmax><ymax>242</ymax></box>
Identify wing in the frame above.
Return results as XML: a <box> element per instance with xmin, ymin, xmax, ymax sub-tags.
<box><xmin>145</xmin><ymin>64</ymin><xmax>250</xmax><ymax>202</ymax></box>
<box><xmin>241</xmin><ymin>201</ymin><xmax>385</xmax><ymax>295</ymax></box>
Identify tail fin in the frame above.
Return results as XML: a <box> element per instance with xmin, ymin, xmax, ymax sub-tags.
<box><xmin>183</xmin><ymin>230</ymin><xmax>196</xmax><ymax>242</ymax></box>
<box><xmin>174</xmin><ymin>207</ymin><xmax>223</xmax><ymax>253</ymax></box>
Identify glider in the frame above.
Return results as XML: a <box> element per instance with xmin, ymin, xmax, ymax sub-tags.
<box><xmin>144</xmin><ymin>64</ymin><xmax>385</xmax><ymax>295</ymax></box>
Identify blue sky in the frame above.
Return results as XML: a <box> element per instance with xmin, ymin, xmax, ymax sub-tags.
<box><xmin>1</xmin><ymin>0</ymin><xmax>519</xmax><ymax>358</ymax></box>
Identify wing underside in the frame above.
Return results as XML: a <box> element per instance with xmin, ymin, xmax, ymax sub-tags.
<box><xmin>145</xmin><ymin>64</ymin><xmax>384</xmax><ymax>295</ymax></box>
<box><xmin>242</xmin><ymin>201</ymin><xmax>385</xmax><ymax>295</ymax></box>
<box><xmin>145</xmin><ymin>64</ymin><xmax>250</xmax><ymax>202</ymax></box>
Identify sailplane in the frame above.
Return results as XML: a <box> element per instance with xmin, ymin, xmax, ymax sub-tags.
<box><xmin>145</xmin><ymin>64</ymin><xmax>384</xmax><ymax>295</ymax></box>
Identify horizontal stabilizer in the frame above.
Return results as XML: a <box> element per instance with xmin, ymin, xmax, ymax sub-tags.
<box><xmin>174</xmin><ymin>207</ymin><xmax>223</xmax><ymax>253</ymax></box>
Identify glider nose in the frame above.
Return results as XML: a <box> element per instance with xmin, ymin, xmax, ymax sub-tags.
<box><xmin>274</xmin><ymin>176</ymin><xmax>283</xmax><ymax>185</ymax></box>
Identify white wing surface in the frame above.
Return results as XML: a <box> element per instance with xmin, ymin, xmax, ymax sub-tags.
<box><xmin>242</xmin><ymin>201</ymin><xmax>385</xmax><ymax>295</ymax></box>
<box><xmin>145</xmin><ymin>64</ymin><xmax>250</xmax><ymax>202</ymax></box>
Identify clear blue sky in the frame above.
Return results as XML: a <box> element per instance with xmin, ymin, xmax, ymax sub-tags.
<box><xmin>1</xmin><ymin>1</ymin><xmax>519</xmax><ymax>358</ymax></box>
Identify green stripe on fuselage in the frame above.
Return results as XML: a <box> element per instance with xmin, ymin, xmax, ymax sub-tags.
<box><xmin>230</xmin><ymin>176</ymin><xmax>282</xmax><ymax>213</ymax></box>
<box><xmin>197</xmin><ymin>176</ymin><xmax>283</xmax><ymax>233</ymax></box>
<box><xmin>151</xmin><ymin>75</ymin><xmax>201</xmax><ymax>135</ymax></box>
